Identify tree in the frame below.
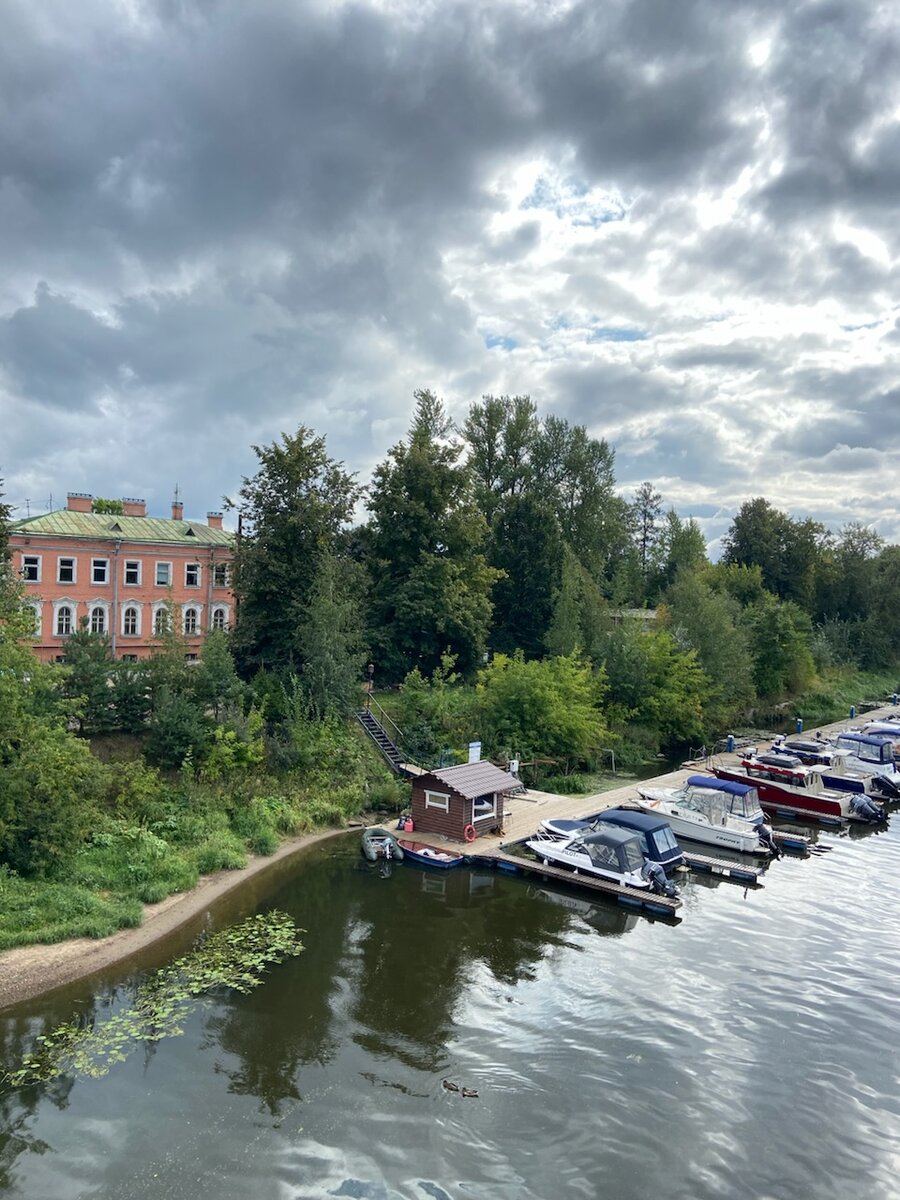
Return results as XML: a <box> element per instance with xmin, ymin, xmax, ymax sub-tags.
<box><xmin>742</xmin><ymin>595</ymin><xmax>816</xmax><ymax>699</ymax></box>
<box><xmin>463</xmin><ymin>394</ymin><xmax>539</xmax><ymax>524</ymax></box>
<box><xmin>58</xmin><ymin>623</ymin><xmax>117</xmax><ymax>733</ymax></box>
<box><xmin>192</xmin><ymin>630</ymin><xmax>245</xmax><ymax>721</ymax></box>
<box><xmin>365</xmin><ymin>390</ymin><xmax>501</xmax><ymax>680</ymax></box>
<box><xmin>722</xmin><ymin>498</ymin><xmax>825</xmax><ymax>610</ymax></box>
<box><xmin>296</xmin><ymin>551</ymin><xmax>367</xmax><ymax>719</ymax></box>
<box><xmin>229</xmin><ymin>427</ymin><xmax>362</xmax><ymax>674</ymax></box>
<box><xmin>630</xmin><ymin>481</ymin><xmax>663</xmax><ymax>588</ymax></box>
<box><xmin>488</xmin><ymin>493</ymin><xmax>564</xmax><ymax>657</ymax></box>
<box><xmin>651</xmin><ymin>510</ymin><xmax>708</xmax><ymax>594</ymax></box>
<box><xmin>476</xmin><ymin>651</ymin><xmax>608</xmax><ymax>771</ymax></box>
<box><xmin>545</xmin><ymin>547</ymin><xmax>610</xmax><ymax>658</ymax></box>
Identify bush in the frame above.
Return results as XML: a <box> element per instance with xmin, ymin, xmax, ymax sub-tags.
<box><xmin>191</xmin><ymin>832</ymin><xmax>247</xmax><ymax>875</ymax></box>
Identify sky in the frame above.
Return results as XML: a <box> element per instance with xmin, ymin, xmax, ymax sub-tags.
<box><xmin>2</xmin><ymin>0</ymin><xmax>900</xmax><ymax>554</ymax></box>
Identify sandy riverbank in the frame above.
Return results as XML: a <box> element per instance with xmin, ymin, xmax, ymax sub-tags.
<box><xmin>0</xmin><ymin>827</ymin><xmax>348</xmax><ymax>1012</ymax></box>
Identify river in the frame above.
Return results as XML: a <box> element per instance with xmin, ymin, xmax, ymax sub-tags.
<box><xmin>2</xmin><ymin>816</ymin><xmax>899</xmax><ymax>1200</ymax></box>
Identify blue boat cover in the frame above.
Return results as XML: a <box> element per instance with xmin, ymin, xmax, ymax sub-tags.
<box><xmin>687</xmin><ymin>774</ymin><xmax>756</xmax><ymax>797</ymax></box>
<box><xmin>601</xmin><ymin>807</ymin><xmax>674</xmax><ymax>835</ymax></box>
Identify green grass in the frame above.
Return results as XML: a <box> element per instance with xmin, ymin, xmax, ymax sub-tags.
<box><xmin>0</xmin><ymin>868</ymin><xmax>143</xmax><ymax>951</ymax></box>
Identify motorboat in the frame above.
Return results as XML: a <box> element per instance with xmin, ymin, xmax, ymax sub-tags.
<box><xmin>526</xmin><ymin>823</ymin><xmax>676</xmax><ymax>895</ymax></box>
<box><xmin>770</xmin><ymin>734</ymin><xmax>900</xmax><ymax>799</ymax></box>
<box><xmin>361</xmin><ymin>827</ymin><xmax>405</xmax><ymax>861</ymax></box>
<box><xmin>540</xmin><ymin>807</ymin><xmax>685</xmax><ymax>872</ymax></box>
<box><xmin>634</xmin><ymin>775</ymin><xmax>775</xmax><ymax>855</ymax></box>
<box><xmin>715</xmin><ymin>755</ymin><xmax>886</xmax><ymax>824</ymax></box>
<box><xmin>396</xmin><ymin>839</ymin><xmax>465</xmax><ymax>868</ymax></box>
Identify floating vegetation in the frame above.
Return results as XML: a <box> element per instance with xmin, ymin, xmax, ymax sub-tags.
<box><xmin>3</xmin><ymin>910</ymin><xmax>304</xmax><ymax>1090</ymax></box>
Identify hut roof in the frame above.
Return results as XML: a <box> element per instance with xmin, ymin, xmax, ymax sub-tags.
<box><xmin>421</xmin><ymin>762</ymin><xmax>518</xmax><ymax>799</ymax></box>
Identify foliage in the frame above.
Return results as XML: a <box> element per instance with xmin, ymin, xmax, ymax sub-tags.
<box><xmin>57</xmin><ymin>624</ymin><xmax>117</xmax><ymax>733</ymax></box>
<box><xmin>0</xmin><ymin>865</ymin><xmax>143</xmax><ymax>950</ymax></box>
<box><xmin>91</xmin><ymin>498</ymin><xmax>124</xmax><ymax>514</ymax></box>
<box><xmin>742</xmin><ymin>594</ymin><xmax>816</xmax><ymax>700</ymax></box>
<box><xmin>229</xmin><ymin>426</ymin><xmax>361</xmax><ymax>673</ymax></box>
<box><xmin>144</xmin><ymin>688</ymin><xmax>212</xmax><ymax>770</ymax></box>
<box><xmin>192</xmin><ymin>630</ymin><xmax>245</xmax><ymax>720</ymax></box>
<box><xmin>476</xmin><ymin>651</ymin><xmax>608</xmax><ymax>774</ymax></box>
<box><xmin>393</xmin><ymin>654</ymin><xmax>479</xmax><ymax>765</ymax></box>
<box><xmin>488</xmin><ymin>493</ymin><xmax>564</xmax><ymax>657</ymax></box>
<box><xmin>2</xmin><ymin>911</ymin><xmax>305</xmax><ymax>1089</ymax></box>
<box><xmin>295</xmin><ymin>550</ymin><xmax>367</xmax><ymax>719</ymax></box>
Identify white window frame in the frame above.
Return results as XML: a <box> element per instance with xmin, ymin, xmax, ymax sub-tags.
<box><xmin>152</xmin><ymin>601</ymin><xmax>172</xmax><ymax>635</ymax></box>
<box><xmin>122</xmin><ymin>605</ymin><xmax>141</xmax><ymax>637</ymax></box>
<box><xmin>213</xmin><ymin>562</ymin><xmax>230</xmax><ymax>588</ymax></box>
<box><xmin>53</xmin><ymin>599</ymin><xmax>76</xmax><ymax>636</ymax></box>
<box><xmin>27</xmin><ymin>601</ymin><xmax>42</xmax><ymax>637</ymax></box>
<box><xmin>21</xmin><ymin>554</ymin><xmax>41</xmax><ymax>583</ymax></box>
<box><xmin>424</xmin><ymin>789</ymin><xmax>450</xmax><ymax>812</ymax></box>
<box><xmin>124</xmin><ymin>560</ymin><xmax>141</xmax><ymax>586</ymax></box>
<box><xmin>90</xmin><ymin>603</ymin><xmax>108</xmax><ymax>634</ymax></box>
<box><xmin>57</xmin><ymin>557</ymin><xmax>77</xmax><ymax>584</ymax></box>
<box><xmin>182</xmin><ymin>605</ymin><xmax>201</xmax><ymax>635</ymax></box>
<box><xmin>211</xmin><ymin>605</ymin><xmax>230</xmax><ymax>631</ymax></box>
<box><xmin>472</xmin><ymin>793</ymin><xmax>498</xmax><ymax>823</ymax></box>
<box><xmin>185</xmin><ymin>562</ymin><xmax>201</xmax><ymax>588</ymax></box>
<box><xmin>91</xmin><ymin>558</ymin><xmax>109</xmax><ymax>585</ymax></box>
<box><xmin>155</xmin><ymin>561</ymin><xmax>172</xmax><ymax>586</ymax></box>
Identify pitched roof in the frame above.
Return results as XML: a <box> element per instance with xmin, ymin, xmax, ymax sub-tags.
<box><xmin>420</xmin><ymin>761</ymin><xmax>519</xmax><ymax>799</ymax></box>
<box><xmin>10</xmin><ymin>510</ymin><xmax>233</xmax><ymax>547</ymax></box>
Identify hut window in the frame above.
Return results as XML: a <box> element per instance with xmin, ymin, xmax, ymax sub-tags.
<box><xmin>472</xmin><ymin>794</ymin><xmax>497</xmax><ymax>821</ymax></box>
<box><xmin>424</xmin><ymin>790</ymin><xmax>449</xmax><ymax>812</ymax></box>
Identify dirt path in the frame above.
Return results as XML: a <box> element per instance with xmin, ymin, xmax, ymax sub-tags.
<box><xmin>0</xmin><ymin>828</ymin><xmax>348</xmax><ymax>1012</ymax></box>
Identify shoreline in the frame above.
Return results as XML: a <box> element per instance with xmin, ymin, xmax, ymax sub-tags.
<box><xmin>0</xmin><ymin>827</ymin><xmax>349</xmax><ymax>1013</ymax></box>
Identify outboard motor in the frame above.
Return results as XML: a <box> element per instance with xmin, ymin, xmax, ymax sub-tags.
<box><xmin>642</xmin><ymin>858</ymin><xmax>678</xmax><ymax>899</ymax></box>
<box><xmin>850</xmin><ymin>793</ymin><xmax>887</xmax><ymax>823</ymax></box>
<box><xmin>873</xmin><ymin>774</ymin><xmax>900</xmax><ymax>801</ymax></box>
<box><xmin>757</xmin><ymin>822</ymin><xmax>780</xmax><ymax>858</ymax></box>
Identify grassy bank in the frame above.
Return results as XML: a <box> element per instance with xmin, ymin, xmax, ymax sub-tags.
<box><xmin>0</xmin><ymin>722</ymin><xmax>408</xmax><ymax>953</ymax></box>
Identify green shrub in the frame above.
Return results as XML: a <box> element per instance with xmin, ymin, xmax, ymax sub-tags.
<box><xmin>191</xmin><ymin>831</ymin><xmax>247</xmax><ymax>875</ymax></box>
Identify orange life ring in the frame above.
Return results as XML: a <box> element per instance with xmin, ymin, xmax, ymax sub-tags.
<box><xmin>463</xmin><ymin>824</ymin><xmax>477</xmax><ymax>844</ymax></box>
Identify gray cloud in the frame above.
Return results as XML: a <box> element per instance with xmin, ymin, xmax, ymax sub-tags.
<box><xmin>0</xmin><ymin>0</ymin><xmax>898</xmax><ymax>549</ymax></box>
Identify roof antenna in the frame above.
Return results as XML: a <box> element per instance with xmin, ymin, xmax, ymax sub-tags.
<box><xmin>24</xmin><ymin>498</ymin><xmax>30</xmax><ymax>517</ymax></box>
<box><xmin>174</xmin><ymin>482</ymin><xmax>181</xmax><ymax>505</ymax></box>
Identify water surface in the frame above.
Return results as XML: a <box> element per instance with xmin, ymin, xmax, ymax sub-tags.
<box><xmin>2</xmin><ymin>818</ymin><xmax>899</xmax><ymax>1200</ymax></box>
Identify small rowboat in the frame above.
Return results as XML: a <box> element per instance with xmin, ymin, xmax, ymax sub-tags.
<box><xmin>396</xmin><ymin>839</ymin><xmax>465</xmax><ymax>869</ymax></box>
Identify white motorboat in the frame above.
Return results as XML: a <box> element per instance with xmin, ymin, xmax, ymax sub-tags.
<box><xmin>634</xmin><ymin>775</ymin><xmax>775</xmax><ymax>856</ymax></box>
<box><xmin>525</xmin><ymin>824</ymin><xmax>658</xmax><ymax>892</ymax></box>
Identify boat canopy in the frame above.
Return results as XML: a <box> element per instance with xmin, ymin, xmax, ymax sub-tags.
<box><xmin>600</xmin><ymin>808</ymin><xmax>683</xmax><ymax>865</ymax></box>
<box><xmin>578</xmin><ymin>826</ymin><xmax>645</xmax><ymax>874</ymax></box>
<box><xmin>687</xmin><ymin>775</ymin><xmax>754</xmax><ymax>797</ymax></box>
<box><xmin>835</xmin><ymin>733</ymin><xmax>895</xmax><ymax>765</ymax></box>
<box><xmin>683</xmin><ymin>775</ymin><xmax>763</xmax><ymax>821</ymax></box>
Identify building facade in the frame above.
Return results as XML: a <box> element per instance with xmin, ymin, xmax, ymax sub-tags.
<box><xmin>9</xmin><ymin>493</ymin><xmax>235</xmax><ymax>663</ymax></box>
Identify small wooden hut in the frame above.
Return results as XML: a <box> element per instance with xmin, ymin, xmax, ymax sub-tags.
<box><xmin>409</xmin><ymin>762</ymin><xmax>520</xmax><ymax>842</ymax></box>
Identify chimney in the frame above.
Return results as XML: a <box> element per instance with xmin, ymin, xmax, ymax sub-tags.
<box><xmin>172</xmin><ymin>500</ymin><xmax>184</xmax><ymax>520</ymax></box>
<box><xmin>122</xmin><ymin>497</ymin><xmax>146</xmax><ymax>517</ymax></box>
<box><xmin>67</xmin><ymin>492</ymin><xmax>93</xmax><ymax>513</ymax></box>
<box><xmin>207</xmin><ymin>512</ymin><xmax>223</xmax><ymax>530</ymax></box>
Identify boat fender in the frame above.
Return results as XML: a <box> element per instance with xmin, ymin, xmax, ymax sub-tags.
<box><xmin>463</xmin><ymin>824</ymin><xmax>477</xmax><ymax>844</ymax></box>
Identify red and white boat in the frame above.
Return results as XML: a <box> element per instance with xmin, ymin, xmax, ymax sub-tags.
<box><xmin>714</xmin><ymin>754</ymin><xmax>886</xmax><ymax>825</ymax></box>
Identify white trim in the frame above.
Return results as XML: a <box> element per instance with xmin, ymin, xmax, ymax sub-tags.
<box><xmin>212</xmin><ymin>562</ymin><xmax>230</xmax><ymax>588</ymax></box>
<box><xmin>155</xmin><ymin>560</ymin><xmax>172</xmax><ymax>586</ymax></box>
<box><xmin>91</xmin><ymin>558</ymin><xmax>110</xmax><ymax>586</ymax></box>
<box><xmin>27</xmin><ymin>601</ymin><xmax>42</xmax><ymax>637</ymax></box>
<box><xmin>424</xmin><ymin>789</ymin><xmax>450</xmax><ymax>812</ymax></box>
<box><xmin>89</xmin><ymin>601</ymin><xmax>110</xmax><ymax>634</ymax></box>
<box><xmin>184</xmin><ymin>562</ymin><xmax>202</xmax><ymax>588</ymax></box>
<box><xmin>52</xmin><ymin>598</ymin><xmax>77</xmax><ymax>636</ymax></box>
<box><xmin>210</xmin><ymin>604</ymin><xmax>230</xmax><ymax>631</ymax></box>
<box><xmin>57</xmin><ymin>556</ymin><xmax>77</xmax><ymax>584</ymax></box>
<box><xmin>182</xmin><ymin>603</ymin><xmax>203</xmax><ymax>635</ymax></box>
<box><xmin>121</xmin><ymin>603</ymin><xmax>142</xmax><ymax>637</ymax></box>
<box><xmin>472</xmin><ymin>793</ymin><xmax>498</xmax><ymax>823</ymax></box>
<box><xmin>20</xmin><ymin>553</ymin><xmax>42</xmax><ymax>583</ymax></box>
<box><xmin>123</xmin><ymin>559</ymin><xmax>142</xmax><ymax>586</ymax></box>
<box><xmin>152</xmin><ymin>599</ymin><xmax>172</xmax><ymax>634</ymax></box>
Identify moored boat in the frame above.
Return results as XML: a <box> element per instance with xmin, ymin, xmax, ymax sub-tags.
<box><xmin>714</xmin><ymin>756</ymin><xmax>886</xmax><ymax>824</ymax></box>
<box><xmin>396</xmin><ymin>839</ymin><xmax>465</xmax><ymax>868</ymax></box>
<box><xmin>526</xmin><ymin>823</ymin><xmax>677</xmax><ymax>896</ymax></box>
<box><xmin>634</xmin><ymin>775</ymin><xmax>775</xmax><ymax>855</ymax></box>
<box><xmin>361</xmin><ymin>827</ymin><xmax>405</xmax><ymax>861</ymax></box>
<box><xmin>770</xmin><ymin>733</ymin><xmax>900</xmax><ymax>799</ymax></box>
<box><xmin>540</xmin><ymin>807</ymin><xmax>685</xmax><ymax>873</ymax></box>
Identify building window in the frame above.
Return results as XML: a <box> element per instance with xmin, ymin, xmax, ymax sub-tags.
<box><xmin>123</xmin><ymin>607</ymin><xmax>138</xmax><ymax>636</ymax></box>
<box><xmin>183</xmin><ymin>608</ymin><xmax>199</xmax><ymax>635</ymax></box>
<box><xmin>124</xmin><ymin>560</ymin><xmax>141</xmax><ymax>585</ymax></box>
<box><xmin>121</xmin><ymin>654</ymin><xmax>138</xmax><ymax>663</ymax></box>
<box><xmin>21</xmin><ymin>555</ymin><xmax>41</xmax><ymax>582</ymax></box>
<box><xmin>92</xmin><ymin>559</ymin><xmax>109</xmax><ymax>585</ymax></box>
<box><xmin>185</xmin><ymin>563</ymin><xmax>200</xmax><ymax>588</ymax></box>
<box><xmin>90</xmin><ymin>606</ymin><xmax>106</xmax><ymax>634</ymax></box>
<box><xmin>28</xmin><ymin>603</ymin><xmax>42</xmax><ymax>636</ymax></box>
<box><xmin>58</xmin><ymin>558</ymin><xmax>76</xmax><ymax>584</ymax></box>
<box><xmin>56</xmin><ymin>606</ymin><xmax>73</xmax><ymax>636</ymax></box>
<box><xmin>211</xmin><ymin>607</ymin><xmax>228</xmax><ymax>631</ymax></box>
<box><xmin>155</xmin><ymin>562</ymin><xmax>172</xmax><ymax>586</ymax></box>
<box><xmin>472</xmin><ymin>794</ymin><xmax>497</xmax><ymax>822</ymax></box>
<box><xmin>424</xmin><ymin>790</ymin><xmax>450</xmax><ymax>812</ymax></box>
<box><xmin>154</xmin><ymin>608</ymin><xmax>170</xmax><ymax>635</ymax></box>
<box><xmin>185</xmin><ymin>653</ymin><xmax>199</xmax><ymax>662</ymax></box>
<box><xmin>213</xmin><ymin>562</ymin><xmax>230</xmax><ymax>588</ymax></box>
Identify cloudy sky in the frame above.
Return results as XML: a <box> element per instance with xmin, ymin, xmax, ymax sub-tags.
<box><xmin>2</xmin><ymin>0</ymin><xmax>899</xmax><ymax>552</ymax></box>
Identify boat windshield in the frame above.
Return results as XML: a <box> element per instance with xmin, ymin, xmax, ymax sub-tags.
<box><xmin>730</xmin><ymin>788</ymin><xmax>762</xmax><ymax>818</ymax></box>
<box><xmin>584</xmin><ymin>840</ymin><xmax>624</xmax><ymax>871</ymax></box>
<box><xmin>836</xmin><ymin>736</ymin><xmax>891</xmax><ymax>766</ymax></box>
<box><xmin>683</xmin><ymin>787</ymin><xmax>730</xmax><ymax>823</ymax></box>
<box><xmin>650</xmin><ymin>825</ymin><xmax>680</xmax><ymax>855</ymax></box>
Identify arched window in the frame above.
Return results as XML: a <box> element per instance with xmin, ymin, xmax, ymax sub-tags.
<box><xmin>56</xmin><ymin>606</ymin><xmax>73</xmax><ymax>636</ymax></box>
<box><xmin>154</xmin><ymin>608</ymin><xmax>170</xmax><ymax>635</ymax></box>
<box><xmin>211</xmin><ymin>607</ymin><xmax>227</xmax><ymax>631</ymax></box>
<box><xmin>90</xmin><ymin>606</ymin><xmax>106</xmax><ymax>634</ymax></box>
<box><xmin>184</xmin><ymin>608</ymin><xmax>199</xmax><ymax>635</ymax></box>
<box><xmin>123</xmin><ymin>607</ymin><xmax>138</xmax><ymax>636</ymax></box>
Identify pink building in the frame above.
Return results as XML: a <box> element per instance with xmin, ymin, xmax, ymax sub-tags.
<box><xmin>9</xmin><ymin>493</ymin><xmax>235</xmax><ymax>663</ymax></box>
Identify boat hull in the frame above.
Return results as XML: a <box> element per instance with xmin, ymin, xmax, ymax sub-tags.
<box><xmin>525</xmin><ymin>838</ymin><xmax>650</xmax><ymax>890</ymax></box>
<box><xmin>631</xmin><ymin>798</ymin><xmax>765</xmax><ymax>855</ymax></box>
<box><xmin>361</xmin><ymin>828</ymin><xmax>405</xmax><ymax>861</ymax></box>
<box><xmin>396</xmin><ymin>839</ymin><xmax>464</xmax><ymax>868</ymax></box>
<box><xmin>713</xmin><ymin>769</ymin><xmax>850</xmax><ymax>821</ymax></box>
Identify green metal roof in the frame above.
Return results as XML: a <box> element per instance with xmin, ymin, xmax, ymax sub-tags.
<box><xmin>10</xmin><ymin>510</ymin><xmax>234</xmax><ymax>546</ymax></box>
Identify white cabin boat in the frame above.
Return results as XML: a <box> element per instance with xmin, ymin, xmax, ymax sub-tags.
<box><xmin>634</xmin><ymin>775</ymin><xmax>773</xmax><ymax>855</ymax></box>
